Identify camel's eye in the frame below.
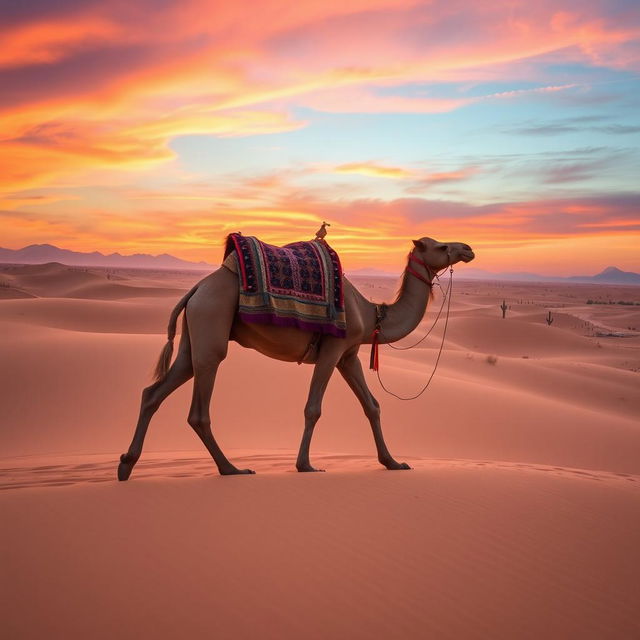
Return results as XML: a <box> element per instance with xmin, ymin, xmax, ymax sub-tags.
<box><xmin>438</xmin><ymin>244</ymin><xmax>449</xmax><ymax>251</ymax></box>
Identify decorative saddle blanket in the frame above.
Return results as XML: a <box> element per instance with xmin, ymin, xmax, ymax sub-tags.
<box><xmin>223</xmin><ymin>233</ymin><xmax>346</xmax><ymax>337</ymax></box>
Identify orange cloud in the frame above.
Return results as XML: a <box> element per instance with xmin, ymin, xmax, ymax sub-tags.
<box><xmin>0</xmin><ymin>18</ymin><xmax>121</xmax><ymax>69</ymax></box>
<box><xmin>4</xmin><ymin>186</ymin><xmax>638</xmax><ymax>275</ymax></box>
<box><xmin>333</xmin><ymin>162</ymin><xmax>415</xmax><ymax>179</ymax></box>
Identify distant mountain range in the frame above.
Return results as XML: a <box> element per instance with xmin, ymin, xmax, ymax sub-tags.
<box><xmin>0</xmin><ymin>244</ymin><xmax>638</xmax><ymax>284</ymax></box>
<box><xmin>0</xmin><ymin>244</ymin><xmax>214</xmax><ymax>270</ymax></box>
<box><xmin>458</xmin><ymin>265</ymin><xmax>640</xmax><ymax>285</ymax></box>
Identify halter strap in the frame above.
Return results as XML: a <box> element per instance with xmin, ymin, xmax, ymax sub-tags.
<box><xmin>406</xmin><ymin>252</ymin><xmax>436</xmax><ymax>286</ymax></box>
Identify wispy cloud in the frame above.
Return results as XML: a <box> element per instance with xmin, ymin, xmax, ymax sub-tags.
<box><xmin>406</xmin><ymin>166</ymin><xmax>480</xmax><ymax>192</ymax></box>
<box><xmin>503</xmin><ymin>147</ymin><xmax>634</xmax><ymax>185</ymax></box>
<box><xmin>595</xmin><ymin>124</ymin><xmax>640</xmax><ymax>134</ymax></box>
<box><xmin>505</xmin><ymin>115</ymin><xmax>640</xmax><ymax>136</ymax></box>
<box><xmin>333</xmin><ymin>162</ymin><xmax>415</xmax><ymax>179</ymax></box>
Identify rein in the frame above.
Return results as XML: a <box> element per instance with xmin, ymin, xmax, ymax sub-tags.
<box><xmin>369</xmin><ymin>253</ymin><xmax>454</xmax><ymax>401</ymax></box>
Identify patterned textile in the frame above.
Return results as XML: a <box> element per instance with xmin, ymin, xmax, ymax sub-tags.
<box><xmin>223</xmin><ymin>233</ymin><xmax>346</xmax><ymax>337</ymax></box>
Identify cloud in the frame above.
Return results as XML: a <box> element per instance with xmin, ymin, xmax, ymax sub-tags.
<box><xmin>507</xmin><ymin>122</ymin><xmax>588</xmax><ymax>136</ymax></box>
<box><xmin>328</xmin><ymin>162</ymin><xmax>480</xmax><ymax>191</ymax></box>
<box><xmin>2</xmin><ymin>187</ymin><xmax>639</xmax><ymax>275</ymax></box>
<box><xmin>298</xmin><ymin>191</ymin><xmax>640</xmax><ymax>242</ymax></box>
<box><xmin>596</xmin><ymin>124</ymin><xmax>640</xmax><ymax>134</ymax></box>
<box><xmin>0</xmin><ymin>15</ymin><xmax>124</xmax><ymax>70</ymax></box>
<box><xmin>509</xmin><ymin>147</ymin><xmax>633</xmax><ymax>185</ymax></box>
<box><xmin>333</xmin><ymin>162</ymin><xmax>415</xmax><ymax>179</ymax></box>
<box><xmin>405</xmin><ymin>166</ymin><xmax>480</xmax><ymax>193</ymax></box>
<box><xmin>299</xmin><ymin>87</ymin><xmax>473</xmax><ymax>114</ymax></box>
<box><xmin>1</xmin><ymin>0</ymin><xmax>639</xmax><ymax>193</ymax></box>
<box><xmin>541</xmin><ymin>161</ymin><xmax>605</xmax><ymax>184</ymax></box>
<box><xmin>505</xmin><ymin>116</ymin><xmax>640</xmax><ymax>136</ymax></box>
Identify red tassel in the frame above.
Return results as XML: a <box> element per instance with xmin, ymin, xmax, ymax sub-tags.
<box><xmin>370</xmin><ymin>329</ymin><xmax>380</xmax><ymax>371</ymax></box>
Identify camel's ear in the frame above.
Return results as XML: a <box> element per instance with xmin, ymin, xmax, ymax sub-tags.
<box><xmin>412</xmin><ymin>239</ymin><xmax>427</xmax><ymax>252</ymax></box>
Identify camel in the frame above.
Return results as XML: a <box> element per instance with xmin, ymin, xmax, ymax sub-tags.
<box><xmin>118</xmin><ymin>236</ymin><xmax>474</xmax><ymax>480</ymax></box>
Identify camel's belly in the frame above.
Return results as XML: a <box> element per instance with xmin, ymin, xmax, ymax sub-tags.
<box><xmin>230</xmin><ymin>318</ymin><xmax>319</xmax><ymax>364</ymax></box>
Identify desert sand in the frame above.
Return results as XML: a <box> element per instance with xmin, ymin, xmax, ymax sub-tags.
<box><xmin>1</xmin><ymin>262</ymin><xmax>639</xmax><ymax>639</ymax></box>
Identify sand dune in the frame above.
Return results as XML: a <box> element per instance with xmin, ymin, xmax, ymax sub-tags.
<box><xmin>2</xmin><ymin>457</ymin><xmax>639</xmax><ymax>640</ymax></box>
<box><xmin>0</xmin><ymin>298</ymin><xmax>175</xmax><ymax>334</ymax></box>
<box><xmin>0</xmin><ymin>285</ymin><xmax>35</xmax><ymax>299</ymax></box>
<box><xmin>0</xmin><ymin>262</ymin><xmax>189</xmax><ymax>300</ymax></box>
<box><xmin>443</xmin><ymin>315</ymin><xmax>598</xmax><ymax>356</ymax></box>
<box><xmin>1</xmin><ymin>266</ymin><xmax>639</xmax><ymax>639</ymax></box>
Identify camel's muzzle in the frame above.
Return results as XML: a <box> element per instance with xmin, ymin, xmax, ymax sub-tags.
<box><xmin>460</xmin><ymin>250</ymin><xmax>475</xmax><ymax>263</ymax></box>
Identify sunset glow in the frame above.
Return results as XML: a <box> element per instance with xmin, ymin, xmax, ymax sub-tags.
<box><xmin>1</xmin><ymin>0</ymin><xmax>639</xmax><ymax>274</ymax></box>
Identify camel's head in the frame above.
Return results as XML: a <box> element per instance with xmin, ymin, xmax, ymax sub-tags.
<box><xmin>412</xmin><ymin>237</ymin><xmax>475</xmax><ymax>272</ymax></box>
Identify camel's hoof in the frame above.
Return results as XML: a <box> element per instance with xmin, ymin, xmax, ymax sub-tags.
<box><xmin>117</xmin><ymin>453</ymin><xmax>136</xmax><ymax>481</ymax></box>
<box><xmin>296</xmin><ymin>466</ymin><xmax>326</xmax><ymax>473</ymax></box>
<box><xmin>220</xmin><ymin>468</ymin><xmax>255</xmax><ymax>476</ymax></box>
<box><xmin>383</xmin><ymin>460</ymin><xmax>412</xmax><ymax>470</ymax></box>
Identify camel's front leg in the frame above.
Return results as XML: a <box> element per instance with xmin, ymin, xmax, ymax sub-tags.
<box><xmin>338</xmin><ymin>351</ymin><xmax>411</xmax><ymax>470</ymax></box>
<box><xmin>296</xmin><ymin>346</ymin><xmax>342</xmax><ymax>472</ymax></box>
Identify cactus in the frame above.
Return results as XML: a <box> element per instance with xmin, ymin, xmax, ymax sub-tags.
<box><xmin>546</xmin><ymin>311</ymin><xmax>554</xmax><ymax>326</ymax></box>
<box><xmin>500</xmin><ymin>299</ymin><xmax>508</xmax><ymax>319</ymax></box>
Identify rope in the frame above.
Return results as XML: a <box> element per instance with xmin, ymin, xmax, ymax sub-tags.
<box><xmin>383</xmin><ymin>274</ymin><xmax>451</xmax><ymax>351</ymax></box>
<box><xmin>375</xmin><ymin>266</ymin><xmax>454</xmax><ymax>401</ymax></box>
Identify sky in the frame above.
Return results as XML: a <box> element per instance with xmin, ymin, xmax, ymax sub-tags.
<box><xmin>1</xmin><ymin>0</ymin><xmax>639</xmax><ymax>275</ymax></box>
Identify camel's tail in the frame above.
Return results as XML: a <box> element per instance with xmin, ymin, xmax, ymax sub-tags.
<box><xmin>152</xmin><ymin>284</ymin><xmax>199</xmax><ymax>382</ymax></box>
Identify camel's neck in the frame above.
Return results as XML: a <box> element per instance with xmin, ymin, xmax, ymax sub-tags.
<box><xmin>378</xmin><ymin>262</ymin><xmax>433</xmax><ymax>344</ymax></box>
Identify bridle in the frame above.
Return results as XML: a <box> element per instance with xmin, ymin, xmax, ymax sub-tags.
<box><xmin>407</xmin><ymin>246</ymin><xmax>456</xmax><ymax>284</ymax></box>
<box><xmin>370</xmin><ymin>249</ymin><xmax>454</xmax><ymax>400</ymax></box>
<box><xmin>406</xmin><ymin>251</ymin><xmax>443</xmax><ymax>287</ymax></box>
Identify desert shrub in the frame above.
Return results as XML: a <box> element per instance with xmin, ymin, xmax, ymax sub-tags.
<box><xmin>486</xmin><ymin>355</ymin><xmax>498</xmax><ymax>365</ymax></box>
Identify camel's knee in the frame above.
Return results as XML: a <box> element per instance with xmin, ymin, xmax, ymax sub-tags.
<box><xmin>191</xmin><ymin>340</ymin><xmax>228</xmax><ymax>368</ymax></box>
<box><xmin>192</xmin><ymin>355</ymin><xmax>226</xmax><ymax>377</ymax></box>
<box><xmin>364</xmin><ymin>396</ymin><xmax>380</xmax><ymax>421</ymax></box>
<box><xmin>304</xmin><ymin>402</ymin><xmax>321</xmax><ymax>426</ymax></box>
<box><xmin>187</xmin><ymin>412</ymin><xmax>210</xmax><ymax>436</ymax></box>
<box><xmin>141</xmin><ymin>386</ymin><xmax>162</xmax><ymax>414</ymax></box>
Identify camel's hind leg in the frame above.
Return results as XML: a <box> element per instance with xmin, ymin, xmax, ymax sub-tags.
<box><xmin>185</xmin><ymin>284</ymin><xmax>255</xmax><ymax>476</ymax></box>
<box><xmin>187</xmin><ymin>361</ymin><xmax>254</xmax><ymax>475</ymax></box>
<box><xmin>118</xmin><ymin>317</ymin><xmax>193</xmax><ymax>481</ymax></box>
